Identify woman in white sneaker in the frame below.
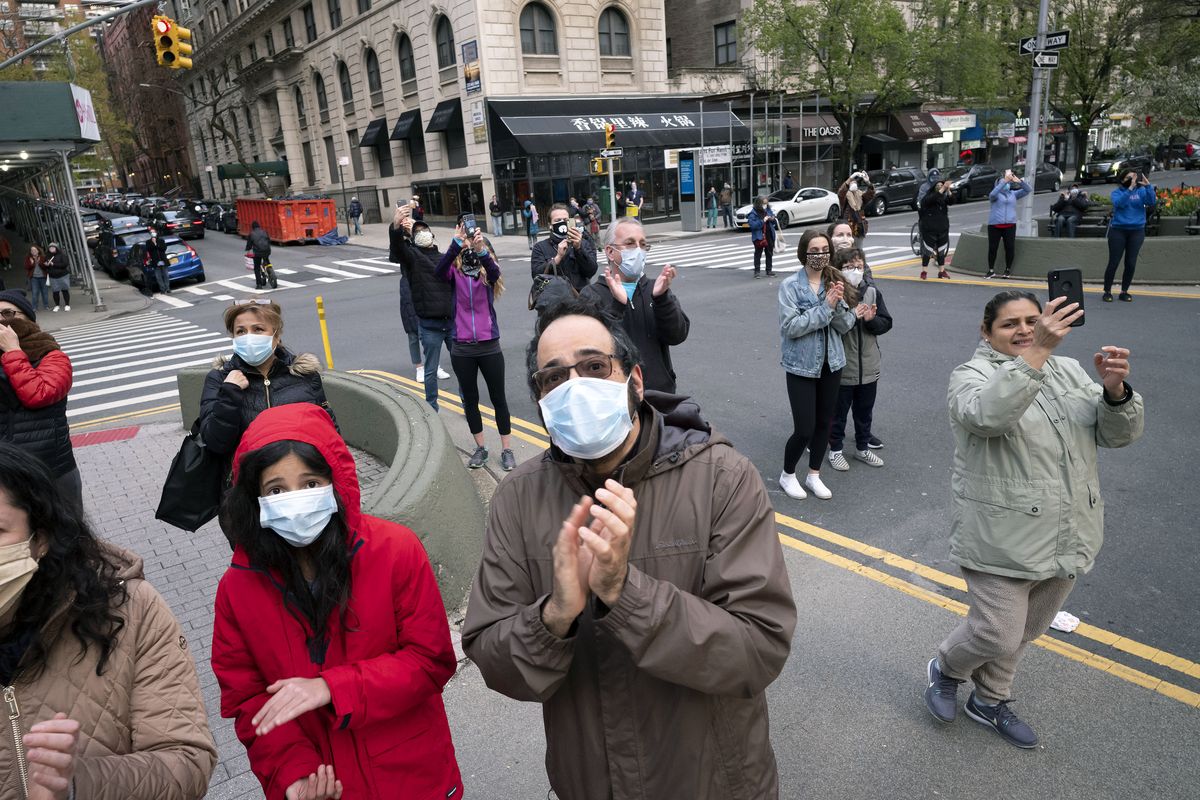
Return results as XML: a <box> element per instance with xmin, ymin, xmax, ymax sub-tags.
<box><xmin>923</xmin><ymin>290</ymin><xmax>1143</xmax><ymax>749</ymax></box>
<box><xmin>826</xmin><ymin>247</ymin><xmax>891</xmax><ymax>473</ymax></box>
<box><xmin>777</xmin><ymin>229</ymin><xmax>856</xmax><ymax>501</ymax></box>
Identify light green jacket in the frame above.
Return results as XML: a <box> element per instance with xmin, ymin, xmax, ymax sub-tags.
<box><xmin>946</xmin><ymin>341</ymin><xmax>1144</xmax><ymax>580</ymax></box>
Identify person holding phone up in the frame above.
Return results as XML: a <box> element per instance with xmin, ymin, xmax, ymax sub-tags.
<box><xmin>1103</xmin><ymin>169</ymin><xmax>1156</xmax><ymax>303</ymax></box>
<box><xmin>985</xmin><ymin>170</ymin><xmax>1032</xmax><ymax>279</ymax></box>
<box><xmin>924</xmin><ymin>290</ymin><xmax>1143</xmax><ymax>750</ymax></box>
<box><xmin>530</xmin><ymin>202</ymin><xmax>598</xmax><ymax>291</ymax></box>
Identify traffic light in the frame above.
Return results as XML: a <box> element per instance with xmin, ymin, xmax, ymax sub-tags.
<box><xmin>152</xmin><ymin>15</ymin><xmax>193</xmax><ymax>70</ymax></box>
<box><xmin>590</xmin><ymin>157</ymin><xmax>607</xmax><ymax>176</ymax></box>
<box><xmin>604</xmin><ymin>123</ymin><xmax>616</xmax><ymax>150</ymax></box>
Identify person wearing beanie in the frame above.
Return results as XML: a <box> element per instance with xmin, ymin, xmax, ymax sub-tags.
<box><xmin>44</xmin><ymin>242</ymin><xmax>71</xmax><ymax>311</ymax></box>
<box><xmin>0</xmin><ymin>289</ymin><xmax>82</xmax><ymax>512</ymax></box>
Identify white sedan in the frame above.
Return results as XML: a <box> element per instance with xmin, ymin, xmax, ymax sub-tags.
<box><xmin>734</xmin><ymin>187</ymin><xmax>842</xmax><ymax>229</ymax></box>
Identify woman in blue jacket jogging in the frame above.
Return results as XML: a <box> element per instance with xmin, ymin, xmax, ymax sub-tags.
<box><xmin>1103</xmin><ymin>169</ymin><xmax>1156</xmax><ymax>302</ymax></box>
<box><xmin>985</xmin><ymin>169</ymin><xmax>1032</xmax><ymax>279</ymax></box>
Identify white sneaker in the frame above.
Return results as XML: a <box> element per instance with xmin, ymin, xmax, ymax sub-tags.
<box><xmin>855</xmin><ymin>449</ymin><xmax>885</xmax><ymax>468</ymax></box>
<box><xmin>416</xmin><ymin>367</ymin><xmax>425</xmax><ymax>382</ymax></box>
<box><xmin>778</xmin><ymin>471</ymin><xmax>807</xmax><ymax>500</ymax></box>
<box><xmin>804</xmin><ymin>473</ymin><xmax>833</xmax><ymax>500</ymax></box>
<box><xmin>828</xmin><ymin>450</ymin><xmax>850</xmax><ymax>472</ymax></box>
<box><xmin>52</xmin><ymin>305</ymin><xmax>59</xmax><ymax>312</ymax></box>
<box><xmin>437</xmin><ymin>367</ymin><xmax>451</xmax><ymax>380</ymax></box>
<box><xmin>64</xmin><ymin>305</ymin><xmax>70</xmax><ymax>311</ymax></box>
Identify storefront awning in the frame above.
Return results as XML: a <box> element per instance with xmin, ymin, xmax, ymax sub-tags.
<box><xmin>786</xmin><ymin>114</ymin><xmax>843</xmax><ymax>144</ymax></box>
<box><xmin>427</xmin><ymin>99</ymin><xmax>463</xmax><ymax>134</ymax></box>
<box><xmin>390</xmin><ymin>109</ymin><xmax>421</xmax><ymax>141</ymax></box>
<box><xmin>891</xmin><ymin>112</ymin><xmax>942</xmax><ymax>140</ymax></box>
<box><xmin>216</xmin><ymin>161</ymin><xmax>289</xmax><ymax>180</ymax></box>
<box><xmin>860</xmin><ymin>133</ymin><xmax>899</xmax><ymax>152</ymax></box>
<box><xmin>358</xmin><ymin>118</ymin><xmax>388</xmax><ymax>147</ymax></box>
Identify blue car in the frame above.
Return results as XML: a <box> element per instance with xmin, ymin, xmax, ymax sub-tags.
<box><xmin>128</xmin><ymin>236</ymin><xmax>206</xmax><ymax>289</ymax></box>
<box><xmin>107</xmin><ymin>227</ymin><xmax>154</xmax><ymax>279</ymax></box>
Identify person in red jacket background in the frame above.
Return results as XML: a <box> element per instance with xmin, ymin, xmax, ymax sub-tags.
<box><xmin>0</xmin><ymin>289</ymin><xmax>81</xmax><ymax>512</ymax></box>
<box><xmin>211</xmin><ymin>403</ymin><xmax>462</xmax><ymax>800</ymax></box>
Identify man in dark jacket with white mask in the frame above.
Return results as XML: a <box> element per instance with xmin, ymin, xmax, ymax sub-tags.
<box><xmin>530</xmin><ymin>203</ymin><xmax>598</xmax><ymax>291</ymax></box>
<box><xmin>390</xmin><ymin>216</ymin><xmax>454</xmax><ymax>408</ymax></box>
<box><xmin>581</xmin><ymin>218</ymin><xmax>689</xmax><ymax>394</ymax></box>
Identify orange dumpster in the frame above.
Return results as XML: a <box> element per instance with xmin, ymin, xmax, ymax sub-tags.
<box><xmin>236</xmin><ymin>198</ymin><xmax>338</xmax><ymax>243</ymax></box>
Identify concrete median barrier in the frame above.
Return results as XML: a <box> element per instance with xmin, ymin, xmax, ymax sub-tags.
<box><xmin>177</xmin><ymin>367</ymin><xmax>485</xmax><ymax>612</ymax></box>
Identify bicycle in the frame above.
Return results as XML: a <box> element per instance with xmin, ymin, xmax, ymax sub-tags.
<box><xmin>910</xmin><ymin>221</ymin><xmax>922</xmax><ymax>257</ymax></box>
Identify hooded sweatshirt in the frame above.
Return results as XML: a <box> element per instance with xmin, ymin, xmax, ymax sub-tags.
<box><xmin>211</xmin><ymin>403</ymin><xmax>462</xmax><ymax>800</ymax></box>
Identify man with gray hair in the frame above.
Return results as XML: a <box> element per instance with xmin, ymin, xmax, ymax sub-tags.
<box><xmin>581</xmin><ymin>217</ymin><xmax>690</xmax><ymax>394</ymax></box>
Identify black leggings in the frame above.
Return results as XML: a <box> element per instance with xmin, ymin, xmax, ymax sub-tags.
<box><xmin>921</xmin><ymin>229</ymin><xmax>949</xmax><ymax>267</ymax></box>
<box><xmin>1103</xmin><ymin>226</ymin><xmax>1146</xmax><ymax>293</ymax></box>
<box><xmin>986</xmin><ymin>225</ymin><xmax>1016</xmax><ymax>272</ymax></box>
<box><xmin>450</xmin><ymin>351</ymin><xmax>511</xmax><ymax>436</ymax></box>
<box><xmin>53</xmin><ymin>288</ymin><xmax>70</xmax><ymax>305</ymax></box>
<box><xmin>754</xmin><ymin>242</ymin><xmax>774</xmax><ymax>274</ymax></box>
<box><xmin>783</xmin><ymin>363</ymin><xmax>842</xmax><ymax>473</ymax></box>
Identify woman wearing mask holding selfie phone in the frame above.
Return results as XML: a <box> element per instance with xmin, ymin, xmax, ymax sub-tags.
<box><xmin>1103</xmin><ymin>169</ymin><xmax>1156</xmax><ymax>302</ymax></box>
<box><xmin>777</xmin><ymin>230</ymin><xmax>857</xmax><ymax>501</ymax></box>
<box><xmin>199</xmin><ymin>299</ymin><xmax>335</xmax><ymax>474</ymax></box>
<box><xmin>837</xmin><ymin>172</ymin><xmax>874</xmax><ymax>245</ymax></box>
<box><xmin>985</xmin><ymin>169</ymin><xmax>1032</xmax><ymax>279</ymax></box>
<box><xmin>213</xmin><ymin>404</ymin><xmax>463</xmax><ymax>800</ymax></box>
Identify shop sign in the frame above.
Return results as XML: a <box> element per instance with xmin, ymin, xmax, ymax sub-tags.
<box><xmin>988</xmin><ymin>123</ymin><xmax>1016</xmax><ymax>138</ymax></box>
<box><xmin>930</xmin><ymin>112</ymin><xmax>976</xmax><ymax>131</ymax></box>
<box><xmin>801</xmin><ymin>124</ymin><xmax>842</xmax><ymax>139</ymax></box>
<box><xmin>960</xmin><ymin>140</ymin><xmax>984</xmax><ymax>149</ymax></box>
<box><xmin>663</xmin><ymin>145</ymin><xmax>729</xmax><ymax>168</ymax></box>
<box><xmin>569</xmin><ymin>114</ymin><xmax>700</xmax><ymax>131</ymax></box>
<box><xmin>462</xmin><ymin>41</ymin><xmax>481</xmax><ymax>94</ymax></box>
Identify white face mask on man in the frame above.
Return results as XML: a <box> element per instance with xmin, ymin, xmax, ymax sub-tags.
<box><xmin>841</xmin><ymin>268</ymin><xmax>865</xmax><ymax>287</ymax></box>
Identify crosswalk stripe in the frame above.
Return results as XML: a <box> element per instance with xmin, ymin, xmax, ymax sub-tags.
<box><xmin>332</xmin><ymin>259</ymin><xmax>395</xmax><ymax>273</ymax></box>
<box><xmin>64</xmin><ymin>329</ymin><xmax>219</xmax><ymax>358</ymax></box>
<box><xmin>69</xmin><ymin>338</ymin><xmax>229</xmax><ymax>368</ymax></box>
<box><xmin>72</xmin><ymin>345</ymin><xmax>227</xmax><ymax>377</ymax></box>
<box><xmin>179</xmin><ymin>285</ymin><xmax>213</xmax><ymax>295</ymax></box>
<box><xmin>156</xmin><ymin>293</ymin><xmax>194</xmax><ymax>309</ymax></box>
<box><xmin>303</xmin><ymin>263</ymin><xmax>369</xmax><ymax>279</ymax></box>
<box><xmin>67</xmin><ymin>390</ymin><xmax>181</xmax><ymax>419</ymax></box>
<box><xmin>72</xmin><ymin>357</ymin><xmax>217</xmax><ymax>387</ymax></box>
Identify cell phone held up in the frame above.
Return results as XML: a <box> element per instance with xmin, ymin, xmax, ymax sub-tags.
<box><xmin>1047</xmin><ymin>268</ymin><xmax>1085</xmax><ymax>327</ymax></box>
<box><xmin>463</xmin><ymin>213</ymin><xmax>478</xmax><ymax>237</ymax></box>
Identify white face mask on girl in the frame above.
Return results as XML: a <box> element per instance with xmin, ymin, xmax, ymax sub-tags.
<box><xmin>258</xmin><ymin>485</ymin><xmax>337</xmax><ymax>547</ymax></box>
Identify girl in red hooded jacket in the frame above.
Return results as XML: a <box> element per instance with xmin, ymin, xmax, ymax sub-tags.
<box><xmin>211</xmin><ymin>403</ymin><xmax>462</xmax><ymax>800</ymax></box>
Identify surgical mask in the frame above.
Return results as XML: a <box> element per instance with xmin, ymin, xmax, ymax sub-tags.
<box><xmin>539</xmin><ymin>377</ymin><xmax>634</xmax><ymax>461</ymax></box>
<box><xmin>258</xmin><ymin>484</ymin><xmax>338</xmax><ymax>548</ymax></box>
<box><xmin>615</xmin><ymin>247</ymin><xmax>646</xmax><ymax>282</ymax></box>
<box><xmin>0</xmin><ymin>541</ymin><xmax>38</xmax><ymax>619</ymax></box>
<box><xmin>1069</xmin><ymin>187</ymin><xmax>1080</xmax><ymax>196</ymax></box>
<box><xmin>806</xmin><ymin>253</ymin><xmax>830</xmax><ymax>270</ymax></box>
<box><xmin>623</xmin><ymin>282</ymin><xmax>638</xmax><ymax>302</ymax></box>
<box><xmin>414</xmin><ymin>230</ymin><xmax>435</xmax><ymax>248</ymax></box>
<box><xmin>842</xmin><ymin>268</ymin><xmax>864</xmax><ymax>287</ymax></box>
<box><xmin>848</xmin><ymin>181</ymin><xmax>859</xmax><ymax>193</ymax></box>
<box><xmin>232</xmin><ymin>333</ymin><xmax>275</xmax><ymax>366</ymax></box>
<box><xmin>550</xmin><ymin>221</ymin><xmax>568</xmax><ymax>239</ymax></box>
<box><xmin>831</xmin><ymin>233</ymin><xmax>855</xmax><ymax>250</ymax></box>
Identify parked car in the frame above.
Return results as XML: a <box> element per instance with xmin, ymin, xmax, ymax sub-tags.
<box><xmin>1080</xmin><ymin>150</ymin><xmax>1153</xmax><ymax>184</ymax></box>
<box><xmin>106</xmin><ymin>227</ymin><xmax>155</xmax><ymax>280</ymax></box>
<box><xmin>864</xmin><ymin>167</ymin><xmax>926</xmax><ymax>216</ymax></box>
<box><xmin>80</xmin><ymin>211</ymin><xmax>103</xmax><ymax>247</ymax></box>
<box><xmin>108</xmin><ymin>215</ymin><xmax>144</xmax><ymax>234</ymax></box>
<box><xmin>945</xmin><ymin>164</ymin><xmax>1000</xmax><ymax>202</ymax></box>
<box><xmin>156</xmin><ymin>209</ymin><xmax>206</xmax><ymax>240</ymax></box>
<box><xmin>204</xmin><ymin>203</ymin><xmax>236</xmax><ymax>232</ymax></box>
<box><xmin>218</xmin><ymin>205</ymin><xmax>238</xmax><ymax>234</ymax></box>
<box><xmin>733</xmin><ymin>187</ymin><xmax>842</xmax><ymax>229</ymax></box>
<box><xmin>119</xmin><ymin>194</ymin><xmax>145</xmax><ymax>214</ymax></box>
<box><xmin>128</xmin><ymin>236</ymin><xmax>205</xmax><ymax>289</ymax></box>
<box><xmin>1014</xmin><ymin>163</ymin><xmax>1063</xmax><ymax>193</ymax></box>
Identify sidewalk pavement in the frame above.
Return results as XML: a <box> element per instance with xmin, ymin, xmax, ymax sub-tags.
<box><xmin>71</xmin><ymin>371</ymin><xmax>1200</xmax><ymax>800</ymax></box>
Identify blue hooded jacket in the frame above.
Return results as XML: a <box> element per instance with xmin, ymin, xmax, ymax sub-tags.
<box><xmin>987</xmin><ymin>178</ymin><xmax>1032</xmax><ymax>225</ymax></box>
<box><xmin>1109</xmin><ymin>184</ymin><xmax>1156</xmax><ymax>229</ymax></box>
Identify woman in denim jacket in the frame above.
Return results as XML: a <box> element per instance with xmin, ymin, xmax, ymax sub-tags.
<box><xmin>777</xmin><ymin>229</ymin><xmax>857</xmax><ymax>501</ymax></box>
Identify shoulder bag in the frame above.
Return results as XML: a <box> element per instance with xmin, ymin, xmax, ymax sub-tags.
<box><xmin>155</xmin><ymin>420</ymin><xmax>225</xmax><ymax>532</ymax></box>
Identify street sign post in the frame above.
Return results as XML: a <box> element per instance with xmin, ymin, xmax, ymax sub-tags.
<box><xmin>1020</xmin><ymin>29</ymin><xmax>1069</xmax><ymax>54</ymax></box>
<box><xmin>599</xmin><ymin>147</ymin><xmax>623</xmax><ymax>159</ymax></box>
<box><xmin>1033</xmin><ymin>51</ymin><xmax>1059</xmax><ymax>68</ymax></box>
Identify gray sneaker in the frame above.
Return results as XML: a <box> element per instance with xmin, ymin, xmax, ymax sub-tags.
<box><xmin>828</xmin><ymin>450</ymin><xmax>850</xmax><ymax>471</ymax></box>
<box><xmin>500</xmin><ymin>449</ymin><xmax>516</xmax><ymax>472</ymax></box>
<box><xmin>467</xmin><ymin>446</ymin><xmax>488</xmax><ymax>469</ymax></box>
<box><xmin>855</xmin><ymin>449</ymin><xmax>884</xmax><ymax>468</ymax></box>
<box><xmin>964</xmin><ymin>691</ymin><xmax>1039</xmax><ymax>749</ymax></box>
<box><xmin>924</xmin><ymin>657</ymin><xmax>962</xmax><ymax>723</ymax></box>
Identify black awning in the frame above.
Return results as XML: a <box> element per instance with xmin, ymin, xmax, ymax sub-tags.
<box><xmin>860</xmin><ymin>132</ymin><xmax>899</xmax><ymax>153</ymax></box>
<box><xmin>390</xmin><ymin>109</ymin><xmax>421</xmax><ymax>141</ymax></box>
<box><xmin>426</xmin><ymin>99</ymin><xmax>463</xmax><ymax>133</ymax></box>
<box><xmin>491</xmin><ymin>106</ymin><xmax>747</xmax><ymax>154</ymax></box>
<box><xmin>358</xmin><ymin>118</ymin><xmax>388</xmax><ymax>147</ymax></box>
<box><xmin>891</xmin><ymin>112</ymin><xmax>942</xmax><ymax>141</ymax></box>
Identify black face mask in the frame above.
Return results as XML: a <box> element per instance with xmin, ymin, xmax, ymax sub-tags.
<box><xmin>550</xmin><ymin>221</ymin><xmax>568</xmax><ymax>239</ymax></box>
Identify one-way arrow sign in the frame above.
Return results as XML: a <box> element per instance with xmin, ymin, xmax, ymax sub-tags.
<box><xmin>1020</xmin><ymin>29</ymin><xmax>1070</xmax><ymax>54</ymax></box>
<box><xmin>1034</xmin><ymin>51</ymin><xmax>1059</xmax><ymax>68</ymax></box>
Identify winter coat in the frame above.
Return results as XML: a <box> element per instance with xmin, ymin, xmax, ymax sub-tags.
<box><xmin>778</xmin><ymin>274</ymin><xmax>856</xmax><ymax>378</ymax></box>
<box><xmin>579</xmin><ymin>278</ymin><xmax>690</xmax><ymax>394</ymax></box>
<box><xmin>489</xmin><ymin>199</ymin><xmax>502</xmax><ymax>216</ymax></box>
<box><xmin>1050</xmin><ymin>192</ymin><xmax>1091</xmax><ymax>222</ymax></box>
<box><xmin>530</xmin><ymin>234</ymin><xmax>598</xmax><ymax>291</ymax></box>
<box><xmin>1109</xmin><ymin>184</ymin><xmax>1156</xmax><ymax>229</ymax></box>
<box><xmin>987</xmin><ymin>179</ymin><xmax>1032</xmax><ymax>225</ymax></box>
<box><xmin>747</xmin><ymin>207</ymin><xmax>776</xmax><ymax>246</ymax></box>
<box><xmin>43</xmin><ymin>251</ymin><xmax>69</xmax><ymax>279</ymax></box>
<box><xmin>247</xmin><ymin>227</ymin><xmax>271</xmax><ymax>256</ymax></box>
<box><xmin>212</xmin><ymin>404</ymin><xmax>462</xmax><ymax>800</ymax></box>
<box><xmin>0</xmin><ymin>543</ymin><xmax>217</xmax><ymax>800</ymax></box>
<box><xmin>436</xmin><ymin>238</ymin><xmax>502</xmax><ymax>344</ymax></box>
<box><xmin>918</xmin><ymin>187</ymin><xmax>953</xmax><ymax>235</ymax></box>
<box><xmin>462</xmin><ymin>394</ymin><xmax>796</xmax><ymax>800</ymax></box>
<box><xmin>144</xmin><ymin>235</ymin><xmax>170</xmax><ymax>267</ymax></box>
<box><xmin>840</xmin><ymin>280</ymin><xmax>892</xmax><ymax>386</ymax></box>
<box><xmin>720</xmin><ymin>187</ymin><xmax>733</xmax><ymax>206</ymax></box>
<box><xmin>348</xmin><ymin>199</ymin><xmax>363</xmax><ymax>218</ymax></box>
<box><xmin>398</xmin><ymin>274</ymin><xmax>419</xmax><ymax>335</ymax></box>
<box><xmin>389</xmin><ymin>227</ymin><xmax>453</xmax><ymax>320</ymax></box>
<box><xmin>947</xmin><ymin>341</ymin><xmax>1144</xmax><ymax>580</ymax></box>
<box><xmin>24</xmin><ymin>254</ymin><xmax>45</xmax><ymax>281</ymax></box>
<box><xmin>0</xmin><ymin>341</ymin><xmax>75</xmax><ymax>475</ymax></box>
<box><xmin>198</xmin><ymin>348</ymin><xmax>333</xmax><ymax>458</ymax></box>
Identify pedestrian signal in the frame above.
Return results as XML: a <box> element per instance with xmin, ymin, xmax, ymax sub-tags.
<box><xmin>604</xmin><ymin>123</ymin><xmax>616</xmax><ymax>150</ymax></box>
<box><xmin>590</xmin><ymin>158</ymin><xmax>607</xmax><ymax>176</ymax></box>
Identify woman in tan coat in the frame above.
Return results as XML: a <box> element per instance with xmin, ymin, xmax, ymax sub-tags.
<box><xmin>0</xmin><ymin>442</ymin><xmax>216</xmax><ymax>799</ymax></box>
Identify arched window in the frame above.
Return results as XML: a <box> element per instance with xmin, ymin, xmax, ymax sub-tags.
<box><xmin>365</xmin><ymin>48</ymin><xmax>383</xmax><ymax>103</ymax></box>
<box><xmin>397</xmin><ymin>33</ymin><xmax>416</xmax><ymax>82</ymax></box>
<box><xmin>294</xmin><ymin>86</ymin><xmax>307</xmax><ymax>126</ymax></box>
<box><xmin>314</xmin><ymin>72</ymin><xmax>329</xmax><ymax>121</ymax></box>
<box><xmin>598</xmin><ymin>7</ymin><xmax>630</xmax><ymax>57</ymax></box>
<box><xmin>435</xmin><ymin>16</ymin><xmax>455</xmax><ymax>69</ymax></box>
<box><xmin>337</xmin><ymin>60</ymin><xmax>354</xmax><ymax>113</ymax></box>
<box><xmin>519</xmin><ymin>3</ymin><xmax>557</xmax><ymax>55</ymax></box>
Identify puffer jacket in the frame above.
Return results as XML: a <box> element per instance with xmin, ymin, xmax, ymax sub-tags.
<box><xmin>0</xmin><ymin>543</ymin><xmax>217</xmax><ymax>799</ymax></box>
<box><xmin>0</xmin><ymin>346</ymin><xmax>75</xmax><ymax>475</ymax></box>
<box><xmin>778</xmin><ymin>274</ymin><xmax>856</xmax><ymax>377</ymax></box>
<box><xmin>389</xmin><ymin>228</ymin><xmax>453</xmax><ymax>320</ymax></box>
<box><xmin>198</xmin><ymin>348</ymin><xmax>333</xmax><ymax>458</ymax></box>
<box><xmin>580</xmin><ymin>278</ymin><xmax>690</xmax><ymax>394</ymax></box>
<box><xmin>463</xmin><ymin>394</ymin><xmax>796</xmax><ymax>800</ymax></box>
<box><xmin>987</xmin><ymin>178</ymin><xmax>1032</xmax><ymax>224</ymax></box>
<box><xmin>212</xmin><ymin>404</ymin><xmax>462</xmax><ymax>800</ymax></box>
<box><xmin>947</xmin><ymin>341</ymin><xmax>1144</xmax><ymax>580</ymax></box>
<box><xmin>840</xmin><ymin>279</ymin><xmax>892</xmax><ymax>386</ymax></box>
<box><xmin>44</xmin><ymin>251</ymin><xmax>69</xmax><ymax>279</ymax></box>
<box><xmin>247</xmin><ymin>227</ymin><xmax>271</xmax><ymax>256</ymax></box>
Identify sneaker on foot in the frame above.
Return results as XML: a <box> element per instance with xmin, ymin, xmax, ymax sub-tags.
<box><xmin>920</xmin><ymin>270</ymin><xmax>927</xmax><ymax>280</ymax></box>
<box><xmin>64</xmin><ymin>305</ymin><xmax>71</xmax><ymax>311</ymax></box>
<box><xmin>938</xmin><ymin>270</ymin><xmax>950</xmax><ymax>279</ymax></box>
<box><xmin>52</xmin><ymin>305</ymin><xmax>59</xmax><ymax>312</ymax></box>
<box><xmin>803</xmin><ymin>472</ymin><xmax>832</xmax><ymax>500</ymax></box>
<box><xmin>416</xmin><ymin>366</ymin><xmax>425</xmax><ymax>382</ymax></box>
<box><xmin>828</xmin><ymin>450</ymin><xmax>850</xmax><ymax>472</ymax></box>
<box><xmin>855</xmin><ymin>449</ymin><xmax>884</xmax><ymax>467</ymax></box>
<box><xmin>500</xmin><ymin>449</ymin><xmax>516</xmax><ymax>472</ymax></box>
<box><xmin>437</xmin><ymin>367</ymin><xmax>451</xmax><ymax>379</ymax></box>
<box><xmin>985</xmin><ymin>271</ymin><xmax>995</xmax><ymax>279</ymax></box>
<box><xmin>1102</xmin><ymin>292</ymin><xmax>1114</xmax><ymax>302</ymax></box>
<box><xmin>778</xmin><ymin>471</ymin><xmax>807</xmax><ymax>500</ymax></box>
<box><xmin>867</xmin><ymin>435</ymin><xmax>884</xmax><ymax>449</ymax></box>
<box><xmin>467</xmin><ymin>446</ymin><xmax>488</xmax><ymax>469</ymax></box>
<box><xmin>964</xmin><ymin>692</ymin><xmax>1039</xmax><ymax>749</ymax></box>
<box><xmin>924</xmin><ymin>658</ymin><xmax>962</xmax><ymax>723</ymax></box>
<box><xmin>1118</xmin><ymin>292</ymin><xmax>1133</xmax><ymax>302</ymax></box>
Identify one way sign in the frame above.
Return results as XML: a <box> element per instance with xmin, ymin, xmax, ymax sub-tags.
<box><xmin>1034</xmin><ymin>51</ymin><xmax>1059</xmax><ymax>68</ymax></box>
<box><xmin>1020</xmin><ymin>29</ymin><xmax>1070</xmax><ymax>54</ymax></box>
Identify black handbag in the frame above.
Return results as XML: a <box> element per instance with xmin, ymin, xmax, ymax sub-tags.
<box><xmin>528</xmin><ymin>260</ymin><xmax>579</xmax><ymax>314</ymax></box>
<box><xmin>155</xmin><ymin>421</ymin><xmax>225</xmax><ymax>532</ymax></box>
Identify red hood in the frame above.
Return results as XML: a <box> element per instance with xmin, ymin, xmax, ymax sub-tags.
<box><xmin>231</xmin><ymin>404</ymin><xmax>361</xmax><ymax>533</ymax></box>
